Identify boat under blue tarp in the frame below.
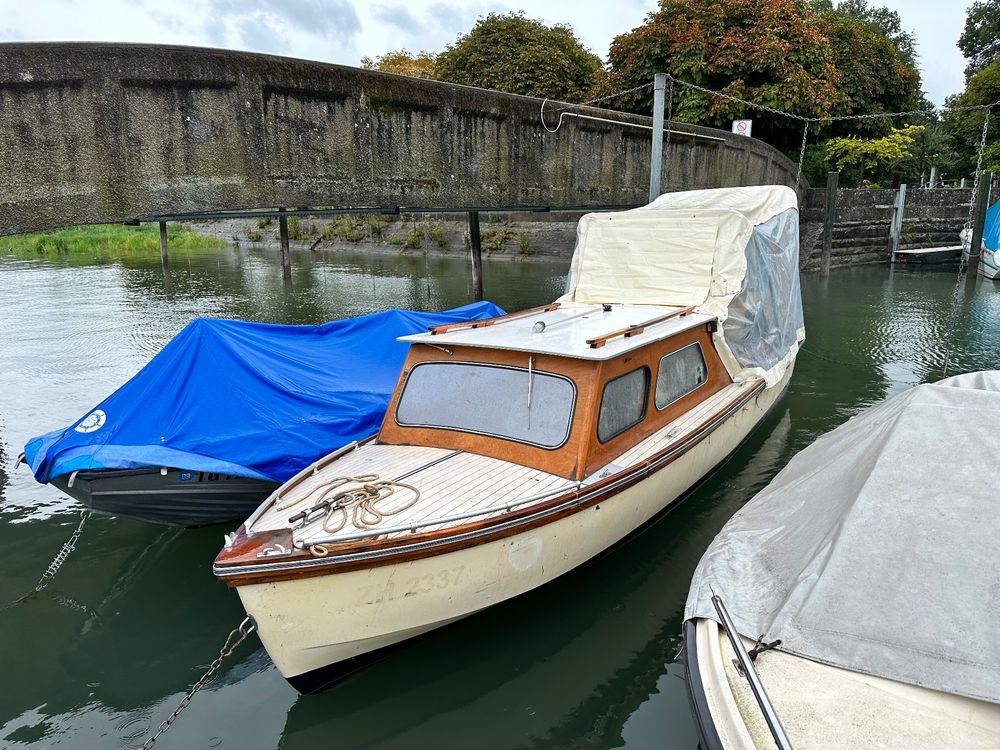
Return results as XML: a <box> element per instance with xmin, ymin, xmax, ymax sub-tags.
<box><xmin>984</xmin><ymin>197</ymin><xmax>999</xmax><ymax>251</ymax></box>
<box><xmin>25</xmin><ymin>302</ymin><xmax>504</xmax><ymax>485</ymax></box>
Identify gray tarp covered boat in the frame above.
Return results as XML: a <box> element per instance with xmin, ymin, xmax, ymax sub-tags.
<box><xmin>684</xmin><ymin>371</ymin><xmax>1000</xmax><ymax>748</ymax></box>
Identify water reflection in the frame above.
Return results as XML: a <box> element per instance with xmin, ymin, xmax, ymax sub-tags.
<box><xmin>1</xmin><ymin>247</ymin><xmax>999</xmax><ymax>749</ymax></box>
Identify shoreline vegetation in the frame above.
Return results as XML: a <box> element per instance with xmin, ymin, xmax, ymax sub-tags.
<box><xmin>0</xmin><ymin>224</ymin><xmax>226</xmax><ymax>259</ymax></box>
<box><xmin>0</xmin><ymin>216</ymin><xmax>577</xmax><ymax>263</ymax></box>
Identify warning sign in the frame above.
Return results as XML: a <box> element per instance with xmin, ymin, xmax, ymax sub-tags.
<box><xmin>732</xmin><ymin>120</ymin><xmax>753</xmax><ymax>137</ymax></box>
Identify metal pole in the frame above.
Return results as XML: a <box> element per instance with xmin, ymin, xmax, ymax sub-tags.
<box><xmin>712</xmin><ymin>595</ymin><xmax>794</xmax><ymax>750</ymax></box>
<box><xmin>158</xmin><ymin>221</ymin><xmax>168</xmax><ymax>269</ymax></box>
<box><xmin>821</xmin><ymin>171</ymin><xmax>839</xmax><ymax>277</ymax></box>
<box><xmin>467</xmin><ymin>211</ymin><xmax>484</xmax><ymax>301</ymax></box>
<box><xmin>967</xmin><ymin>171</ymin><xmax>992</xmax><ymax>279</ymax></box>
<box><xmin>888</xmin><ymin>183</ymin><xmax>907</xmax><ymax>263</ymax></box>
<box><xmin>278</xmin><ymin>208</ymin><xmax>292</xmax><ymax>282</ymax></box>
<box><xmin>648</xmin><ymin>73</ymin><xmax>667</xmax><ymax>203</ymax></box>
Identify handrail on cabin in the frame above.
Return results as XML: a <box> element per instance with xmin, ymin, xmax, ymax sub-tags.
<box><xmin>586</xmin><ymin>306</ymin><xmax>695</xmax><ymax>348</ymax></box>
<box><xmin>427</xmin><ymin>303</ymin><xmax>561</xmax><ymax>335</ymax></box>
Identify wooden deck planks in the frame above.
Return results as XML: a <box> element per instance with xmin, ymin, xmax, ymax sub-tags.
<box><xmin>254</xmin><ymin>381</ymin><xmax>751</xmax><ymax>544</ymax></box>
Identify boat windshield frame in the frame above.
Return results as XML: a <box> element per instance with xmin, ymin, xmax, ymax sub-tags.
<box><xmin>393</xmin><ymin>360</ymin><xmax>578</xmax><ymax>450</ymax></box>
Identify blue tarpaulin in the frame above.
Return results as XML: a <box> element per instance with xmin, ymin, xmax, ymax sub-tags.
<box><xmin>25</xmin><ymin>302</ymin><xmax>504</xmax><ymax>484</ymax></box>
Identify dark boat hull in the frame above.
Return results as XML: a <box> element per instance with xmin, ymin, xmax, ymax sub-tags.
<box><xmin>51</xmin><ymin>468</ymin><xmax>278</xmax><ymax>527</ymax></box>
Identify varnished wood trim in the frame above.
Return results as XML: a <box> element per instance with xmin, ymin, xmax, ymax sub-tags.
<box><xmin>586</xmin><ymin>307</ymin><xmax>695</xmax><ymax>348</ymax></box>
<box><xmin>214</xmin><ymin>378</ymin><xmax>765</xmax><ymax>586</ymax></box>
<box><xmin>428</xmin><ymin>303</ymin><xmax>560</xmax><ymax>334</ymax></box>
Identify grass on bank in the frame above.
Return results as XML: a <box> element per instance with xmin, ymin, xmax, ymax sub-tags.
<box><xmin>0</xmin><ymin>224</ymin><xmax>227</xmax><ymax>258</ymax></box>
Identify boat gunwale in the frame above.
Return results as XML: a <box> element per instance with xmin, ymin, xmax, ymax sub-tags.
<box><xmin>214</xmin><ymin>377</ymin><xmax>766</xmax><ymax>584</ymax></box>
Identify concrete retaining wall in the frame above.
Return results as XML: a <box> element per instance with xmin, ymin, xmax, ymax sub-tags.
<box><xmin>0</xmin><ymin>43</ymin><xmax>800</xmax><ymax>236</ymax></box>
<box><xmin>800</xmin><ymin>188</ymin><xmax>971</xmax><ymax>270</ymax></box>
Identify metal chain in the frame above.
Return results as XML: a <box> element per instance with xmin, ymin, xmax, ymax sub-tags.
<box><xmin>2</xmin><ymin>509</ymin><xmax>91</xmax><ymax>609</ymax></box>
<box><xmin>945</xmin><ymin>109</ymin><xmax>992</xmax><ymax>377</ymax></box>
<box><xmin>139</xmin><ymin>616</ymin><xmax>256</xmax><ymax>750</ymax></box>
<box><xmin>796</xmin><ymin>122</ymin><xmax>809</xmax><ymax>189</ymax></box>
<box><xmin>663</xmin><ymin>72</ymin><xmax>1000</xmax><ymax>123</ymax></box>
<box><xmin>663</xmin><ymin>73</ymin><xmax>813</xmax><ymax>122</ymax></box>
<box><xmin>965</xmin><ymin>109</ymin><xmax>992</xmax><ymax>235</ymax></box>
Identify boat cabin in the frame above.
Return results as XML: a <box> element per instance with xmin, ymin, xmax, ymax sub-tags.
<box><xmin>379</xmin><ymin>302</ymin><xmax>732</xmax><ymax>481</ymax></box>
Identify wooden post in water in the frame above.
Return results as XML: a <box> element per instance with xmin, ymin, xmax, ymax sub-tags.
<box><xmin>158</xmin><ymin>221</ymin><xmax>168</xmax><ymax>268</ymax></box>
<box><xmin>821</xmin><ymin>171</ymin><xmax>839</xmax><ymax>277</ymax></box>
<box><xmin>467</xmin><ymin>211</ymin><xmax>484</xmax><ymax>302</ymax></box>
<box><xmin>278</xmin><ymin>209</ymin><xmax>292</xmax><ymax>282</ymax></box>
<box><xmin>967</xmin><ymin>171</ymin><xmax>993</xmax><ymax>279</ymax></box>
<box><xmin>888</xmin><ymin>183</ymin><xmax>907</xmax><ymax>263</ymax></box>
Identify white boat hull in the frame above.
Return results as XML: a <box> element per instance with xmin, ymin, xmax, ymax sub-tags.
<box><xmin>962</xmin><ymin>245</ymin><xmax>1000</xmax><ymax>279</ymax></box>
<box><xmin>236</xmin><ymin>366</ymin><xmax>792</xmax><ymax>689</ymax></box>
<box><xmin>686</xmin><ymin>618</ymin><xmax>1000</xmax><ymax>749</ymax></box>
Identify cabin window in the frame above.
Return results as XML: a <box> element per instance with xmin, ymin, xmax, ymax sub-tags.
<box><xmin>597</xmin><ymin>367</ymin><xmax>649</xmax><ymax>443</ymax></box>
<box><xmin>655</xmin><ymin>343</ymin><xmax>708</xmax><ymax>410</ymax></box>
<box><xmin>395</xmin><ymin>362</ymin><xmax>576</xmax><ymax>449</ymax></box>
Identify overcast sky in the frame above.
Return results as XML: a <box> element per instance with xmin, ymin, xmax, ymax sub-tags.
<box><xmin>0</xmin><ymin>0</ymin><xmax>975</xmax><ymax>107</ymax></box>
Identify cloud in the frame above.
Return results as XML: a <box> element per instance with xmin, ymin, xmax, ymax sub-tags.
<box><xmin>202</xmin><ymin>0</ymin><xmax>361</xmax><ymax>46</ymax></box>
<box><xmin>236</xmin><ymin>13</ymin><xmax>292</xmax><ymax>54</ymax></box>
<box><xmin>371</xmin><ymin>4</ymin><xmax>426</xmax><ymax>34</ymax></box>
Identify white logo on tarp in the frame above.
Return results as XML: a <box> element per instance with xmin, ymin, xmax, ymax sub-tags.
<box><xmin>75</xmin><ymin>410</ymin><xmax>107</xmax><ymax>433</ymax></box>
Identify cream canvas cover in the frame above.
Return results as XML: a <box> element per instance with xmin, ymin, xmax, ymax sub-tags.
<box><xmin>559</xmin><ymin>185</ymin><xmax>803</xmax><ymax>386</ymax></box>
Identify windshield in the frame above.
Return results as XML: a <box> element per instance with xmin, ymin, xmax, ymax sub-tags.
<box><xmin>395</xmin><ymin>362</ymin><xmax>576</xmax><ymax>449</ymax></box>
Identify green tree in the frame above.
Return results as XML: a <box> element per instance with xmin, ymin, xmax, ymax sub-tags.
<box><xmin>830</xmin><ymin>0</ymin><xmax>917</xmax><ymax>66</ymax></box>
<box><xmin>959</xmin><ymin>1</ymin><xmax>1000</xmax><ymax>78</ymax></box>
<box><xmin>360</xmin><ymin>50</ymin><xmax>438</xmax><ymax>80</ymax></box>
<box><xmin>816</xmin><ymin>9</ymin><xmax>921</xmax><ymax>137</ymax></box>
<box><xmin>944</xmin><ymin>57</ymin><xmax>1000</xmax><ymax>174</ymax></box>
<box><xmin>825</xmin><ymin>125</ymin><xmax>923</xmax><ymax>185</ymax></box>
<box><xmin>605</xmin><ymin>0</ymin><xmax>840</xmax><ymax>150</ymax></box>
<box><xmin>435</xmin><ymin>13</ymin><xmax>602</xmax><ymax>101</ymax></box>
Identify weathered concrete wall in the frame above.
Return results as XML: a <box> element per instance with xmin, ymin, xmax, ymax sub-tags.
<box><xmin>0</xmin><ymin>43</ymin><xmax>801</xmax><ymax>236</ymax></box>
<box><xmin>799</xmin><ymin>188</ymin><xmax>971</xmax><ymax>270</ymax></box>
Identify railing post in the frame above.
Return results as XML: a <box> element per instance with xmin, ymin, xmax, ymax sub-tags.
<box><xmin>967</xmin><ymin>171</ymin><xmax>993</xmax><ymax>279</ymax></box>
<box><xmin>821</xmin><ymin>171</ymin><xmax>839</xmax><ymax>277</ymax></box>
<box><xmin>278</xmin><ymin>208</ymin><xmax>292</xmax><ymax>282</ymax></box>
<box><xmin>888</xmin><ymin>183</ymin><xmax>907</xmax><ymax>263</ymax></box>
<box><xmin>648</xmin><ymin>73</ymin><xmax>667</xmax><ymax>203</ymax></box>
<box><xmin>467</xmin><ymin>211</ymin><xmax>484</xmax><ymax>301</ymax></box>
<box><xmin>158</xmin><ymin>221</ymin><xmax>168</xmax><ymax>269</ymax></box>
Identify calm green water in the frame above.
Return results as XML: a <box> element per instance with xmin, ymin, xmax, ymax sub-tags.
<box><xmin>1</xmin><ymin>245</ymin><xmax>998</xmax><ymax>749</ymax></box>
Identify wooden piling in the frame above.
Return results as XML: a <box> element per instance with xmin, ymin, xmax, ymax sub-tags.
<box><xmin>821</xmin><ymin>171</ymin><xmax>839</xmax><ymax>277</ymax></box>
<box><xmin>158</xmin><ymin>221</ymin><xmax>168</xmax><ymax>268</ymax></box>
<box><xmin>967</xmin><ymin>171</ymin><xmax>993</xmax><ymax>279</ymax></box>
<box><xmin>467</xmin><ymin>211</ymin><xmax>484</xmax><ymax>302</ymax></box>
<box><xmin>278</xmin><ymin>209</ymin><xmax>292</xmax><ymax>282</ymax></box>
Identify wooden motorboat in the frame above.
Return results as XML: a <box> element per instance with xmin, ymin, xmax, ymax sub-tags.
<box><xmin>684</xmin><ymin>371</ymin><xmax>1000</xmax><ymax>749</ymax></box>
<box><xmin>214</xmin><ymin>185</ymin><xmax>805</xmax><ymax>693</ymax></box>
